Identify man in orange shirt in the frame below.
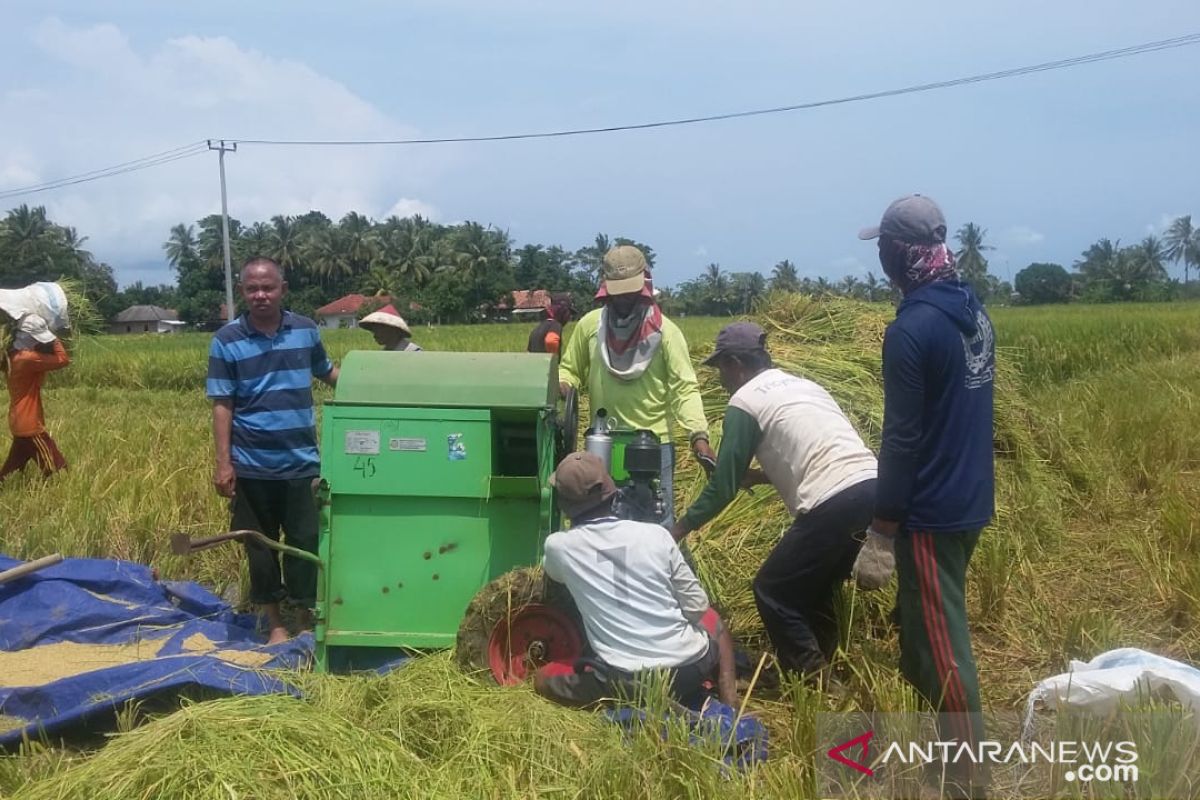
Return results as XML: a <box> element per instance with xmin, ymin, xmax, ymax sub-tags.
<box><xmin>0</xmin><ymin>314</ymin><xmax>69</xmax><ymax>481</ymax></box>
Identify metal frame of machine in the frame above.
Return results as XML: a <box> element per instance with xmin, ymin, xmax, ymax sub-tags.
<box><xmin>314</xmin><ymin>350</ymin><xmax>562</xmax><ymax>672</ymax></box>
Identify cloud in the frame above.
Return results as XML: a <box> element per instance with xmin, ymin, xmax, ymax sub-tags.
<box><xmin>0</xmin><ymin>152</ymin><xmax>39</xmax><ymax>188</ymax></box>
<box><xmin>693</xmin><ymin>245</ymin><xmax>708</xmax><ymax>257</ymax></box>
<box><xmin>1146</xmin><ymin>212</ymin><xmax>1189</xmax><ymax>235</ymax></box>
<box><xmin>996</xmin><ymin>225</ymin><xmax>1045</xmax><ymax>247</ymax></box>
<box><xmin>3</xmin><ymin>18</ymin><xmax>450</xmax><ymax>285</ymax></box>
<box><xmin>384</xmin><ymin>198</ymin><xmax>439</xmax><ymax>221</ymax></box>
<box><xmin>827</xmin><ymin>256</ymin><xmax>865</xmax><ymax>275</ymax></box>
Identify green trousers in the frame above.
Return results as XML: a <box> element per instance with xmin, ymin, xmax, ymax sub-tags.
<box><xmin>895</xmin><ymin>527</ymin><xmax>987</xmax><ymax>791</ymax></box>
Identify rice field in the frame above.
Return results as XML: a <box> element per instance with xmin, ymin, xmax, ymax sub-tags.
<box><xmin>2</xmin><ymin>299</ymin><xmax>1199</xmax><ymax>798</ymax></box>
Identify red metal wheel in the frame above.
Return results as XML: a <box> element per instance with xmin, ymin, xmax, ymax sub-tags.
<box><xmin>486</xmin><ymin>603</ymin><xmax>583</xmax><ymax>685</ymax></box>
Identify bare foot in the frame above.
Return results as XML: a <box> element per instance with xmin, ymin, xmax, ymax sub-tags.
<box><xmin>266</xmin><ymin>626</ymin><xmax>290</xmax><ymax>645</ymax></box>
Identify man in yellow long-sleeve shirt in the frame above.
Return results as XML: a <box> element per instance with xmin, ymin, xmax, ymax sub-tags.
<box><xmin>559</xmin><ymin>246</ymin><xmax>714</xmax><ymax>525</ymax></box>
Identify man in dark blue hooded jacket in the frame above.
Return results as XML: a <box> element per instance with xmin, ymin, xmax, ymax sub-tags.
<box><xmin>854</xmin><ymin>194</ymin><xmax>995</xmax><ymax>795</ymax></box>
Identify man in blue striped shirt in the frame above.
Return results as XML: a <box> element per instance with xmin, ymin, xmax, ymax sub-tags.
<box><xmin>207</xmin><ymin>258</ymin><xmax>339</xmax><ymax>644</ymax></box>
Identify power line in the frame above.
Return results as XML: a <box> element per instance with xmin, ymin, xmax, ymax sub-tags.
<box><xmin>0</xmin><ymin>142</ymin><xmax>208</xmax><ymax>200</ymax></box>
<box><xmin>0</xmin><ymin>32</ymin><xmax>1196</xmax><ymax>200</ymax></box>
<box><xmin>233</xmin><ymin>32</ymin><xmax>1200</xmax><ymax>147</ymax></box>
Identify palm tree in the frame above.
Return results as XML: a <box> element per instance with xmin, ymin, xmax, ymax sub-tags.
<box><xmin>374</xmin><ymin>219</ymin><xmax>431</xmax><ymax>286</ymax></box>
<box><xmin>453</xmin><ymin>222</ymin><xmax>511</xmax><ymax>281</ymax></box>
<box><xmin>864</xmin><ymin>272</ymin><xmax>884</xmax><ymax>302</ymax></box>
<box><xmin>1132</xmin><ymin>236</ymin><xmax>1167</xmax><ymax>280</ymax></box>
<box><xmin>163</xmin><ymin>223</ymin><xmax>199</xmax><ymax>271</ymax></box>
<box><xmin>301</xmin><ymin>227</ymin><xmax>351</xmax><ymax>290</ymax></box>
<box><xmin>268</xmin><ymin>215</ymin><xmax>303</xmax><ymax>275</ymax></box>
<box><xmin>5</xmin><ymin>205</ymin><xmax>52</xmax><ymax>263</ymax></box>
<box><xmin>701</xmin><ymin>263</ymin><xmax>731</xmax><ymax>314</ymax></box>
<box><xmin>418</xmin><ymin>238</ymin><xmax>462</xmax><ymax>279</ymax></box>
<box><xmin>239</xmin><ymin>222</ymin><xmax>271</xmax><ymax>262</ymax></box>
<box><xmin>1163</xmin><ymin>215</ymin><xmax>1197</xmax><ymax>285</ymax></box>
<box><xmin>59</xmin><ymin>226</ymin><xmax>92</xmax><ymax>263</ymax></box>
<box><xmin>575</xmin><ymin>233</ymin><xmax>612</xmax><ymax>280</ymax></box>
<box><xmin>197</xmin><ymin>214</ymin><xmax>242</xmax><ymax>271</ymax></box>
<box><xmin>771</xmin><ymin>259</ymin><xmax>800</xmax><ymax>293</ymax></box>
<box><xmin>338</xmin><ymin>212</ymin><xmax>378</xmax><ymax>281</ymax></box>
<box><xmin>955</xmin><ymin>223</ymin><xmax>992</xmax><ymax>289</ymax></box>
<box><xmin>1075</xmin><ymin>238</ymin><xmax>1120</xmax><ymax>288</ymax></box>
<box><xmin>742</xmin><ymin>272</ymin><xmax>767</xmax><ymax>312</ymax></box>
<box><xmin>361</xmin><ymin>265</ymin><xmax>397</xmax><ymax>297</ymax></box>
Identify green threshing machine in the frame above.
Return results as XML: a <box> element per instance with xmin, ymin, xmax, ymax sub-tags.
<box><xmin>312</xmin><ymin>350</ymin><xmax>669</xmax><ymax>681</ymax></box>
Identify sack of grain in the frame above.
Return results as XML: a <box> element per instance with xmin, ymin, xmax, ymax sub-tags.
<box><xmin>0</xmin><ymin>281</ymin><xmax>71</xmax><ymax>331</ymax></box>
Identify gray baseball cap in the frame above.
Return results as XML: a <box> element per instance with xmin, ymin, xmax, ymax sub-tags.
<box><xmin>858</xmin><ymin>194</ymin><xmax>947</xmax><ymax>244</ymax></box>
<box><xmin>702</xmin><ymin>322</ymin><xmax>767</xmax><ymax>366</ymax></box>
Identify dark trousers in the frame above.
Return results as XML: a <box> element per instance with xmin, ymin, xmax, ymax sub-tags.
<box><xmin>895</xmin><ymin>528</ymin><xmax>986</xmax><ymax>774</ymax></box>
<box><xmin>0</xmin><ymin>433</ymin><xmax>67</xmax><ymax>481</ymax></box>
<box><xmin>230</xmin><ymin>477</ymin><xmax>319</xmax><ymax>606</ymax></box>
<box><xmin>539</xmin><ymin>635</ymin><xmax>720</xmax><ymax>708</ymax></box>
<box><xmin>752</xmin><ymin>479</ymin><xmax>875</xmax><ymax>674</ymax></box>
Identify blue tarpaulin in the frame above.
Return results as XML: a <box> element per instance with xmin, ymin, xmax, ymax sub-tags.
<box><xmin>605</xmin><ymin>701</ymin><xmax>769</xmax><ymax>770</ymax></box>
<box><xmin>0</xmin><ymin>556</ymin><xmax>311</xmax><ymax>748</ymax></box>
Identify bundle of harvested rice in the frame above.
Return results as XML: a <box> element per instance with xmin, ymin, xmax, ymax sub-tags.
<box><xmin>680</xmin><ymin>293</ymin><xmax>1060</xmax><ymax>643</ymax></box>
<box><xmin>16</xmin><ymin>653</ymin><xmax>738</xmax><ymax>800</ymax></box>
<box><xmin>0</xmin><ymin>279</ymin><xmax>99</xmax><ymax>353</ymax></box>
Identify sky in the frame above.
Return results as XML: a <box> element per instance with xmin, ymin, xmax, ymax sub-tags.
<box><xmin>1</xmin><ymin>1</ymin><xmax>1198</xmax><ymax>289</ymax></box>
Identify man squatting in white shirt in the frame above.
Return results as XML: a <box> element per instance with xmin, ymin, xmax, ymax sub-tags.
<box><xmin>535</xmin><ymin>452</ymin><xmax>737</xmax><ymax>708</ymax></box>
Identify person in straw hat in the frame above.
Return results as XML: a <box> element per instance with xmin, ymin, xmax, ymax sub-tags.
<box><xmin>672</xmin><ymin>322</ymin><xmax>877</xmax><ymax>681</ymax></box>
<box><xmin>359</xmin><ymin>304</ymin><xmax>422</xmax><ymax>352</ymax></box>
<box><xmin>535</xmin><ymin>451</ymin><xmax>736</xmax><ymax>708</ymax></box>
<box><xmin>558</xmin><ymin>246</ymin><xmax>715</xmax><ymax>525</ymax></box>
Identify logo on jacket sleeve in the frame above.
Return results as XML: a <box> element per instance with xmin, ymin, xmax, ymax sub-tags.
<box><xmin>962</xmin><ymin>310</ymin><xmax>995</xmax><ymax>389</ymax></box>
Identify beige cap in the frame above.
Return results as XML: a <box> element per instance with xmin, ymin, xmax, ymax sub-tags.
<box><xmin>600</xmin><ymin>245</ymin><xmax>648</xmax><ymax>296</ymax></box>
<box><xmin>549</xmin><ymin>452</ymin><xmax>617</xmax><ymax>518</ymax></box>
<box><xmin>18</xmin><ymin>313</ymin><xmax>56</xmax><ymax>344</ymax></box>
<box><xmin>359</xmin><ymin>304</ymin><xmax>411</xmax><ymax>335</ymax></box>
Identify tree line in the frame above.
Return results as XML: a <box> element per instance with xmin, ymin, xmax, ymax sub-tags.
<box><xmin>1</xmin><ymin>204</ymin><xmax>1197</xmax><ymax>328</ymax></box>
<box><xmin>1014</xmin><ymin>216</ymin><xmax>1200</xmax><ymax>305</ymax></box>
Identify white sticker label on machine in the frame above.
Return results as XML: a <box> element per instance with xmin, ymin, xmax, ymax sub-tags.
<box><xmin>344</xmin><ymin>430</ymin><xmax>380</xmax><ymax>455</ymax></box>
<box><xmin>389</xmin><ymin>437</ymin><xmax>427</xmax><ymax>452</ymax></box>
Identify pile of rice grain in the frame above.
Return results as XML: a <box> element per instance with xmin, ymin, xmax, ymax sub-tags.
<box><xmin>0</xmin><ymin>639</ymin><xmax>167</xmax><ymax>688</ymax></box>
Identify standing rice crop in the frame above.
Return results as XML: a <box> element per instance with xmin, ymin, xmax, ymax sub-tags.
<box><xmin>680</xmin><ymin>293</ymin><xmax>1063</xmax><ymax>648</ymax></box>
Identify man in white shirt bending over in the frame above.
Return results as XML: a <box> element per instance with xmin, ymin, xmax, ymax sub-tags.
<box><xmin>536</xmin><ymin>452</ymin><xmax>736</xmax><ymax>708</ymax></box>
<box><xmin>671</xmin><ymin>322</ymin><xmax>881</xmax><ymax>680</ymax></box>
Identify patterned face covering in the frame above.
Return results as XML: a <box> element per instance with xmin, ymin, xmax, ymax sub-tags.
<box><xmin>881</xmin><ymin>238</ymin><xmax>958</xmax><ymax>294</ymax></box>
<box><xmin>598</xmin><ymin>299</ymin><xmax>663</xmax><ymax>381</ymax></box>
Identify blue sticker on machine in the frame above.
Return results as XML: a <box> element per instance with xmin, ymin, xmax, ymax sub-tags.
<box><xmin>447</xmin><ymin>433</ymin><xmax>467</xmax><ymax>460</ymax></box>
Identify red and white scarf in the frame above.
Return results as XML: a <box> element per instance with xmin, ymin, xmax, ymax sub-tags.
<box><xmin>598</xmin><ymin>301</ymin><xmax>663</xmax><ymax>381</ymax></box>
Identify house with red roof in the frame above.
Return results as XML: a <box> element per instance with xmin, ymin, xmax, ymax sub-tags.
<box><xmin>314</xmin><ymin>294</ymin><xmax>389</xmax><ymax>329</ymax></box>
<box><xmin>495</xmin><ymin>289</ymin><xmax>560</xmax><ymax>319</ymax></box>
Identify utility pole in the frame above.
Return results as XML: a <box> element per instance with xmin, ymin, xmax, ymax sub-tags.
<box><xmin>208</xmin><ymin>139</ymin><xmax>238</xmax><ymax>322</ymax></box>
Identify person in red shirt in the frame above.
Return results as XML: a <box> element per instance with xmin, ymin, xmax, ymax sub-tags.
<box><xmin>0</xmin><ymin>314</ymin><xmax>69</xmax><ymax>481</ymax></box>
